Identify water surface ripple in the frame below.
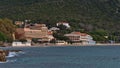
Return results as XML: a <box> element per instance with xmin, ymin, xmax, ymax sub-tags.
<box><xmin>0</xmin><ymin>46</ymin><xmax>120</xmax><ymax>68</ymax></box>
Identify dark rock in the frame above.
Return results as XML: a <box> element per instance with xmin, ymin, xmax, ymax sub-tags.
<box><xmin>0</xmin><ymin>50</ymin><xmax>6</xmax><ymax>62</ymax></box>
<box><xmin>3</xmin><ymin>50</ymin><xmax>9</xmax><ymax>56</ymax></box>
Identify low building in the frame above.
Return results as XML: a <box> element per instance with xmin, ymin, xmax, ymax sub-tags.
<box><xmin>64</xmin><ymin>32</ymin><xmax>96</xmax><ymax>45</ymax></box>
<box><xmin>12</xmin><ymin>41</ymin><xmax>31</xmax><ymax>46</ymax></box>
<box><xmin>56</xmin><ymin>40</ymin><xmax>68</xmax><ymax>45</ymax></box>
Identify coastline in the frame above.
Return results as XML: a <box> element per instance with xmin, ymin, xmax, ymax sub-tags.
<box><xmin>13</xmin><ymin>43</ymin><xmax>120</xmax><ymax>47</ymax></box>
<box><xmin>1</xmin><ymin>43</ymin><xmax>120</xmax><ymax>48</ymax></box>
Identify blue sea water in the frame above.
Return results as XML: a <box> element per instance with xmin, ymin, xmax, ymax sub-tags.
<box><xmin>0</xmin><ymin>45</ymin><xmax>120</xmax><ymax>68</ymax></box>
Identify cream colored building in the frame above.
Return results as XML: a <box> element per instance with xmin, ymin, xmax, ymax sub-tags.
<box><xmin>12</xmin><ymin>41</ymin><xmax>31</xmax><ymax>46</ymax></box>
<box><xmin>15</xmin><ymin>24</ymin><xmax>54</xmax><ymax>43</ymax></box>
<box><xmin>65</xmin><ymin>32</ymin><xmax>96</xmax><ymax>45</ymax></box>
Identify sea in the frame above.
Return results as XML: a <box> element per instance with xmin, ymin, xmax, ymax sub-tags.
<box><xmin>0</xmin><ymin>45</ymin><xmax>120</xmax><ymax>68</ymax></box>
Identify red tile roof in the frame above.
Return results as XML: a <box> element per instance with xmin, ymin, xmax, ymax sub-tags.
<box><xmin>71</xmin><ymin>32</ymin><xmax>88</xmax><ymax>36</ymax></box>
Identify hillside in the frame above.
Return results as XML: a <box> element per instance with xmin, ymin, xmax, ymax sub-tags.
<box><xmin>0</xmin><ymin>0</ymin><xmax>120</xmax><ymax>32</ymax></box>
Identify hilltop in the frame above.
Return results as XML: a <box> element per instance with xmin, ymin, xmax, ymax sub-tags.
<box><xmin>0</xmin><ymin>0</ymin><xmax>120</xmax><ymax>32</ymax></box>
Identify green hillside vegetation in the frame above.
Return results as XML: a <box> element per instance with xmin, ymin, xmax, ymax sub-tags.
<box><xmin>0</xmin><ymin>0</ymin><xmax>120</xmax><ymax>42</ymax></box>
<box><xmin>0</xmin><ymin>18</ymin><xmax>16</xmax><ymax>42</ymax></box>
<box><xmin>0</xmin><ymin>0</ymin><xmax>119</xmax><ymax>31</ymax></box>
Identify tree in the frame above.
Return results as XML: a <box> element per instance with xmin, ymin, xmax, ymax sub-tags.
<box><xmin>57</xmin><ymin>24</ymin><xmax>67</xmax><ymax>30</ymax></box>
<box><xmin>89</xmin><ymin>29</ymin><xmax>108</xmax><ymax>42</ymax></box>
<box><xmin>53</xmin><ymin>32</ymin><xmax>69</xmax><ymax>41</ymax></box>
<box><xmin>50</xmin><ymin>39</ymin><xmax>56</xmax><ymax>44</ymax></box>
<box><xmin>0</xmin><ymin>32</ymin><xmax>7</xmax><ymax>42</ymax></box>
<box><xmin>0</xmin><ymin>18</ymin><xmax>16</xmax><ymax>41</ymax></box>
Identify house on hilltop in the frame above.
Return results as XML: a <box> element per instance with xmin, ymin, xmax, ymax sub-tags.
<box><xmin>56</xmin><ymin>22</ymin><xmax>70</xmax><ymax>28</ymax></box>
<box><xmin>15</xmin><ymin>21</ymin><xmax>24</xmax><ymax>26</ymax></box>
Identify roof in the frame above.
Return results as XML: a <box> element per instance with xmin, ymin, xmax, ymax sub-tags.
<box><xmin>49</xmin><ymin>27</ymin><xmax>60</xmax><ymax>30</ymax></box>
<box><xmin>25</xmin><ymin>23</ymin><xmax>47</xmax><ymax>30</ymax></box>
<box><xmin>65</xmin><ymin>32</ymin><xmax>88</xmax><ymax>36</ymax></box>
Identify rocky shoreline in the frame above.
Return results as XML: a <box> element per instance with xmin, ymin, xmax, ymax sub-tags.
<box><xmin>0</xmin><ymin>49</ymin><xmax>21</xmax><ymax>62</ymax></box>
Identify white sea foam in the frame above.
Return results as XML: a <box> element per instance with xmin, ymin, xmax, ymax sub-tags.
<box><xmin>6</xmin><ymin>52</ymin><xmax>17</xmax><ymax>58</ymax></box>
<box><xmin>6</xmin><ymin>51</ymin><xmax>25</xmax><ymax>58</ymax></box>
<box><xmin>0</xmin><ymin>52</ymin><xmax>17</xmax><ymax>63</ymax></box>
<box><xmin>0</xmin><ymin>61</ymin><xmax>7</xmax><ymax>63</ymax></box>
<box><xmin>0</xmin><ymin>51</ymin><xmax>24</xmax><ymax>63</ymax></box>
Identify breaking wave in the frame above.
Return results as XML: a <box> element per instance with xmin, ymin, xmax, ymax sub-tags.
<box><xmin>7</xmin><ymin>51</ymin><xmax>25</xmax><ymax>58</ymax></box>
<box><xmin>0</xmin><ymin>51</ymin><xmax>25</xmax><ymax>63</ymax></box>
<box><xmin>7</xmin><ymin>52</ymin><xmax>17</xmax><ymax>58</ymax></box>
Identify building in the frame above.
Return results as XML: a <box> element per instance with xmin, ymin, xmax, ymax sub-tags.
<box><xmin>47</xmin><ymin>30</ymin><xmax>54</xmax><ymax>41</ymax></box>
<box><xmin>56</xmin><ymin>22</ymin><xmax>70</xmax><ymax>28</ymax></box>
<box><xmin>15</xmin><ymin>21</ymin><xmax>24</xmax><ymax>26</ymax></box>
<box><xmin>64</xmin><ymin>32</ymin><xmax>96</xmax><ymax>45</ymax></box>
<box><xmin>56</xmin><ymin>40</ymin><xmax>68</xmax><ymax>45</ymax></box>
<box><xmin>15</xmin><ymin>28</ymin><xmax>25</xmax><ymax>40</ymax></box>
<box><xmin>24</xmin><ymin>24</ymin><xmax>48</xmax><ymax>40</ymax></box>
<box><xmin>15</xmin><ymin>23</ymin><xmax>54</xmax><ymax>43</ymax></box>
<box><xmin>12</xmin><ymin>41</ymin><xmax>31</xmax><ymax>46</ymax></box>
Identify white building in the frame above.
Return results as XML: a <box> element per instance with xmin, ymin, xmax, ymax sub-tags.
<box><xmin>12</xmin><ymin>41</ymin><xmax>31</xmax><ymax>46</ymax></box>
<box><xmin>56</xmin><ymin>22</ymin><xmax>70</xmax><ymax>28</ymax></box>
<box><xmin>64</xmin><ymin>32</ymin><xmax>96</xmax><ymax>45</ymax></box>
<box><xmin>56</xmin><ymin>40</ymin><xmax>68</xmax><ymax>45</ymax></box>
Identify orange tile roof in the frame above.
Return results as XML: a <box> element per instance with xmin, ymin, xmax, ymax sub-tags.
<box><xmin>72</xmin><ymin>32</ymin><xmax>88</xmax><ymax>36</ymax></box>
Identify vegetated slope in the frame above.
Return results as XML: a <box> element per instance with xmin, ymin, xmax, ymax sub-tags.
<box><xmin>0</xmin><ymin>0</ymin><xmax>120</xmax><ymax>31</ymax></box>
